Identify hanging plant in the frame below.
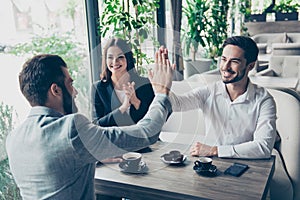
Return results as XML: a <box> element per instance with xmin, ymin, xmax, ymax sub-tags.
<box><xmin>99</xmin><ymin>0</ymin><xmax>160</xmax><ymax>75</ymax></box>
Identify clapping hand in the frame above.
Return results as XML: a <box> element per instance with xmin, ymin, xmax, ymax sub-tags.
<box><xmin>119</xmin><ymin>82</ymin><xmax>141</xmax><ymax>113</ymax></box>
<box><xmin>123</xmin><ymin>82</ymin><xmax>141</xmax><ymax>110</ymax></box>
<box><xmin>119</xmin><ymin>93</ymin><xmax>131</xmax><ymax>114</ymax></box>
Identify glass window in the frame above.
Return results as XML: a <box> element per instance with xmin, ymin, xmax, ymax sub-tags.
<box><xmin>0</xmin><ymin>0</ymin><xmax>91</xmax><ymax>126</ymax></box>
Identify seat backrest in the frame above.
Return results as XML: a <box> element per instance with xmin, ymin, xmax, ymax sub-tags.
<box><xmin>287</xmin><ymin>33</ymin><xmax>300</xmax><ymax>43</ymax></box>
<box><xmin>267</xmin><ymin>88</ymin><xmax>300</xmax><ymax>200</ymax></box>
<box><xmin>268</xmin><ymin>56</ymin><xmax>300</xmax><ymax>78</ymax></box>
<box><xmin>252</xmin><ymin>33</ymin><xmax>287</xmax><ymax>44</ymax></box>
<box><xmin>252</xmin><ymin>33</ymin><xmax>300</xmax><ymax>44</ymax></box>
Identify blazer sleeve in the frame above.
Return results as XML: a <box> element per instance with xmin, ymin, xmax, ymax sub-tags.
<box><xmin>91</xmin><ymin>81</ymin><xmax>105</xmax><ymax>120</ymax></box>
<box><xmin>73</xmin><ymin>95</ymin><xmax>172</xmax><ymax>161</ymax></box>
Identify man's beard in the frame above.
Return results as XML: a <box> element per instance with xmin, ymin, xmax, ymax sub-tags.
<box><xmin>222</xmin><ymin>67</ymin><xmax>247</xmax><ymax>84</ymax></box>
<box><xmin>62</xmin><ymin>85</ymin><xmax>78</xmax><ymax>114</ymax></box>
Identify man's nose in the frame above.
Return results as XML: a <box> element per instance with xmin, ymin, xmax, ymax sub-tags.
<box><xmin>220</xmin><ymin>60</ymin><xmax>231</xmax><ymax>70</ymax></box>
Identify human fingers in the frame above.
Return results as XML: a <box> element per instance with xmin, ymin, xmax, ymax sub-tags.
<box><xmin>157</xmin><ymin>49</ymin><xmax>162</xmax><ymax>65</ymax></box>
<box><xmin>148</xmin><ymin>68</ymin><xmax>153</xmax><ymax>81</ymax></box>
<box><xmin>122</xmin><ymin>83</ymin><xmax>128</xmax><ymax>91</ymax></box>
<box><xmin>163</xmin><ymin>48</ymin><xmax>169</xmax><ymax>59</ymax></box>
<box><xmin>155</xmin><ymin>51</ymin><xmax>159</xmax><ymax>64</ymax></box>
<box><xmin>149</xmin><ymin>49</ymin><xmax>174</xmax><ymax>94</ymax></box>
<box><xmin>190</xmin><ymin>147</ymin><xmax>200</xmax><ymax>156</ymax></box>
<box><xmin>159</xmin><ymin>45</ymin><xmax>165</xmax><ymax>53</ymax></box>
<box><xmin>190</xmin><ymin>142</ymin><xmax>201</xmax><ymax>156</ymax></box>
<box><xmin>131</xmin><ymin>81</ymin><xmax>135</xmax><ymax>87</ymax></box>
<box><xmin>126</xmin><ymin>82</ymin><xmax>135</xmax><ymax>91</ymax></box>
<box><xmin>162</xmin><ymin>51</ymin><xmax>167</xmax><ymax>66</ymax></box>
<box><xmin>172</xmin><ymin>63</ymin><xmax>176</xmax><ymax>70</ymax></box>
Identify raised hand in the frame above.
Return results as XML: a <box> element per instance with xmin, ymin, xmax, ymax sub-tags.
<box><xmin>148</xmin><ymin>46</ymin><xmax>175</xmax><ymax>95</ymax></box>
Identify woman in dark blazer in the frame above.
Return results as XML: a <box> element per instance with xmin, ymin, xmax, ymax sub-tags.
<box><xmin>91</xmin><ymin>38</ymin><xmax>155</xmax><ymax>127</ymax></box>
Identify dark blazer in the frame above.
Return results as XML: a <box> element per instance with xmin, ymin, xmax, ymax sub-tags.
<box><xmin>91</xmin><ymin>75</ymin><xmax>155</xmax><ymax>127</ymax></box>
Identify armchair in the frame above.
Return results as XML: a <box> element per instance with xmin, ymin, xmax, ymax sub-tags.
<box><xmin>255</xmin><ymin>56</ymin><xmax>300</xmax><ymax>91</ymax></box>
<box><xmin>267</xmin><ymin>88</ymin><xmax>300</xmax><ymax>200</ymax></box>
<box><xmin>252</xmin><ymin>33</ymin><xmax>300</xmax><ymax>56</ymax></box>
<box><xmin>256</xmin><ymin>55</ymin><xmax>300</xmax><ymax>78</ymax></box>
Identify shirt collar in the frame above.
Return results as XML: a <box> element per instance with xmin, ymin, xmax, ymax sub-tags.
<box><xmin>215</xmin><ymin>80</ymin><xmax>256</xmax><ymax>103</ymax></box>
<box><xmin>28</xmin><ymin>106</ymin><xmax>64</xmax><ymax>118</ymax></box>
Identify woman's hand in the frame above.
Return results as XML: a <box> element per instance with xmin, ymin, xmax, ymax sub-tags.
<box><xmin>123</xmin><ymin>82</ymin><xmax>141</xmax><ymax>110</ymax></box>
<box><xmin>119</xmin><ymin>94</ymin><xmax>131</xmax><ymax>113</ymax></box>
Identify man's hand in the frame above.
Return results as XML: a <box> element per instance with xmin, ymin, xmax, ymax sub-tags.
<box><xmin>190</xmin><ymin>142</ymin><xmax>218</xmax><ymax>157</ymax></box>
<box><xmin>148</xmin><ymin>46</ymin><xmax>175</xmax><ymax>95</ymax></box>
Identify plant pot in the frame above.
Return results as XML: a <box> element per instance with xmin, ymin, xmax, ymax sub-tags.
<box><xmin>184</xmin><ymin>59</ymin><xmax>212</xmax><ymax>79</ymax></box>
<box><xmin>275</xmin><ymin>12</ymin><xmax>298</xmax><ymax>21</ymax></box>
<box><xmin>247</xmin><ymin>13</ymin><xmax>267</xmax><ymax>22</ymax></box>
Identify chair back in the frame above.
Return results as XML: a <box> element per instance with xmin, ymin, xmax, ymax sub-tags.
<box><xmin>268</xmin><ymin>56</ymin><xmax>300</xmax><ymax>78</ymax></box>
<box><xmin>267</xmin><ymin>88</ymin><xmax>300</xmax><ymax>200</ymax></box>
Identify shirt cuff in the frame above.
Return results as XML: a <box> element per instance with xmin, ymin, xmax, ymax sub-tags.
<box><xmin>217</xmin><ymin>145</ymin><xmax>235</xmax><ymax>158</ymax></box>
<box><xmin>155</xmin><ymin>93</ymin><xmax>168</xmax><ymax>98</ymax></box>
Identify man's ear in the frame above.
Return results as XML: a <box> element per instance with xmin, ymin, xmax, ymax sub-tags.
<box><xmin>49</xmin><ymin>83</ymin><xmax>62</xmax><ymax>97</ymax></box>
<box><xmin>247</xmin><ymin>61</ymin><xmax>256</xmax><ymax>71</ymax></box>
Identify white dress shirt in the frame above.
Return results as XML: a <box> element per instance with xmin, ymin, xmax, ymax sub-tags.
<box><xmin>169</xmin><ymin>80</ymin><xmax>277</xmax><ymax>158</ymax></box>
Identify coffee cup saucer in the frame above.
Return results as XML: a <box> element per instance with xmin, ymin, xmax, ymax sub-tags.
<box><xmin>161</xmin><ymin>154</ymin><xmax>187</xmax><ymax>165</ymax></box>
<box><xmin>193</xmin><ymin>164</ymin><xmax>218</xmax><ymax>177</ymax></box>
<box><xmin>160</xmin><ymin>150</ymin><xmax>187</xmax><ymax>165</ymax></box>
<box><xmin>119</xmin><ymin>161</ymin><xmax>148</xmax><ymax>174</ymax></box>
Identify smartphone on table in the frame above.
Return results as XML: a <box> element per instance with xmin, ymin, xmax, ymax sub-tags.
<box><xmin>224</xmin><ymin>163</ymin><xmax>249</xmax><ymax>177</ymax></box>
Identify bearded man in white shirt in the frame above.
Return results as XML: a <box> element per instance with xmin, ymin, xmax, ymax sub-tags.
<box><xmin>170</xmin><ymin>36</ymin><xmax>277</xmax><ymax>159</ymax></box>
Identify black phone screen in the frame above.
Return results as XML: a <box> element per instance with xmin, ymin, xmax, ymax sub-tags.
<box><xmin>224</xmin><ymin>163</ymin><xmax>249</xmax><ymax>177</ymax></box>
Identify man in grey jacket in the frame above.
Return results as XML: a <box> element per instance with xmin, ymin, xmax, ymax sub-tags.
<box><xmin>6</xmin><ymin>49</ymin><xmax>174</xmax><ymax>199</ymax></box>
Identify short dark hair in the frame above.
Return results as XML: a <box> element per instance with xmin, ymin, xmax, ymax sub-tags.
<box><xmin>100</xmin><ymin>37</ymin><xmax>138</xmax><ymax>80</ymax></box>
<box><xmin>19</xmin><ymin>54</ymin><xmax>67</xmax><ymax>106</ymax></box>
<box><xmin>222</xmin><ymin>36</ymin><xmax>258</xmax><ymax>65</ymax></box>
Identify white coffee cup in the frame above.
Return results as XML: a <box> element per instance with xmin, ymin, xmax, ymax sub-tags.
<box><xmin>122</xmin><ymin>152</ymin><xmax>142</xmax><ymax>171</ymax></box>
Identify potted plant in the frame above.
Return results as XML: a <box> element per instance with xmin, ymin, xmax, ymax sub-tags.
<box><xmin>182</xmin><ymin>0</ymin><xmax>229</xmax><ymax>78</ymax></box>
<box><xmin>247</xmin><ymin>12</ymin><xmax>267</xmax><ymax>22</ymax></box>
<box><xmin>273</xmin><ymin>0</ymin><xmax>299</xmax><ymax>21</ymax></box>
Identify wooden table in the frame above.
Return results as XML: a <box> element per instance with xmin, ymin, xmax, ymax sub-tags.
<box><xmin>94</xmin><ymin>141</ymin><xmax>275</xmax><ymax>200</ymax></box>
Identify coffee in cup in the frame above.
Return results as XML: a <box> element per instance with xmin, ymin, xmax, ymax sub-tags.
<box><xmin>194</xmin><ymin>157</ymin><xmax>212</xmax><ymax>171</ymax></box>
<box><xmin>122</xmin><ymin>152</ymin><xmax>142</xmax><ymax>171</ymax></box>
